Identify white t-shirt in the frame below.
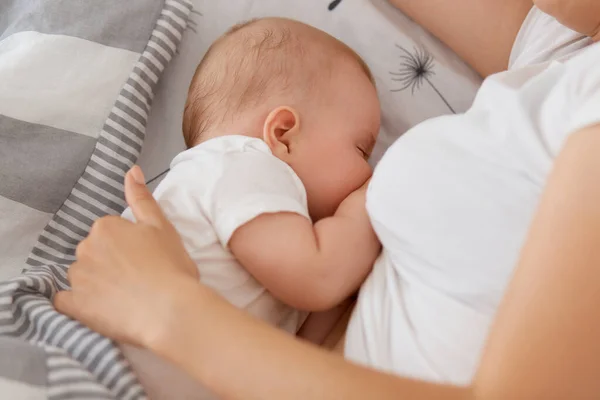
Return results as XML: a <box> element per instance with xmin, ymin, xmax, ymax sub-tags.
<box><xmin>123</xmin><ymin>135</ymin><xmax>309</xmax><ymax>333</ymax></box>
<box><xmin>345</xmin><ymin>9</ymin><xmax>600</xmax><ymax>385</ymax></box>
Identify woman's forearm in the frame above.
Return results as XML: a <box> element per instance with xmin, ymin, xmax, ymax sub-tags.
<box><xmin>386</xmin><ymin>0</ymin><xmax>532</xmax><ymax>76</ymax></box>
<box><xmin>474</xmin><ymin>124</ymin><xmax>600</xmax><ymax>398</ymax></box>
<box><xmin>151</xmin><ymin>280</ymin><xmax>468</xmax><ymax>400</ymax></box>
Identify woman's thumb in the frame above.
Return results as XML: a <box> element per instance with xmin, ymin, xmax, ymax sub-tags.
<box><xmin>124</xmin><ymin>166</ymin><xmax>168</xmax><ymax>228</ymax></box>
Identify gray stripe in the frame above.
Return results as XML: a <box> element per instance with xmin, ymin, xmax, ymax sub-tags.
<box><xmin>154</xmin><ymin>24</ymin><xmax>180</xmax><ymax>50</ymax></box>
<box><xmin>144</xmin><ymin>46</ymin><xmax>169</xmax><ymax>70</ymax></box>
<box><xmin>21</xmin><ymin>312</ymin><xmax>49</xmax><ymax>342</ymax></box>
<box><xmin>88</xmin><ymin>346</ymin><xmax>117</xmax><ymax>372</ymax></box>
<box><xmin>48</xmin><ymin>390</ymin><xmax>113</xmax><ymax>400</ymax></box>
<box><xmin>132</xmin><ymin>66</ymin><xmax>158</xmax><ymax>91</ymax></box>
<box><xmin>114</xmin><ymin>374</ymin><xmax>140</xmax><ymax>399</ymax></box>
<box><xmin>75</xmin><ymin>335</ymin><xmax>109</xmax><ymax>362</ymax></box>
<box><xmin>97</xmin><ymin>135</ymin><xmax>138</xmax><ymax>165</ymax></box>
<box><xmin>107</xmin><ymin>113</ymin><xmax>144</xmax><ymax>140</ymax></box>
<box><xmin>45</xmin><ymin>315</ymin><xmax>73</xmax><ymax>346</ymax></box>
<box><xmin>52</xmin><ymin>214</ymin><xmax>89</xmax><ymax>239</ymax></box>
<box><xmin>87</xmin><ymin>160</ymin><xmax>126</xmax><ymax>186</ymax></box>
<box><xmin>86</xmin><ymin>347</ymin><xmax>119</xmax><ymax>376</ymax></box>
<box><xmin>160</xmin><ymin>12</ymin><xmax>188</xmax><ymax>37</ymax></box>
<box><xmin>118</xmin><ymin>89</ymin><xmax>150</xmax><ymax>118</ymax></box>
<box><xmin>96</xmin><ymin>353</ymin><xmax>122</xmax><ymax>383</ymax></box>
<box><xmin>74</xmin><ymin>181</ymin><xmax>123</xmax><ymax>213</ymax></box>
<box><xmin>0</xmin><ymin>0</ymin><xmax>163</xmax><ymax>53</ymax></box>
<box><xmin>62</xmin><ymin>202</ymin><xmax>96</xmax><ymax>227</ymax></box>
<box><xmin>125</xmin><ymin>76</ymin><xmax>152</xmax><ymax>101</ymax></box>
<box><xmin>113</xmin><ymin>100</ymin><xmax>147</xmax><ymax>128</ymax></box>
<box><xmin>152</xmin><ymin>35</ymin><xmax>176</xmax><ymax>58</ymax></box>
<box><xmin>48</xmin><ymin>264</ymin><xmax>70</xmax><ymax>283</ymax></box>
<box><xmin>50</xmin><ymin>375</ymin><xmax>103</xmax><ymax>387</ymax></box>
<box><xmin>35</xmin><ymin>307</ymin><xmax>61</xmax><ymax>341</ymax></box>
<box><xmin>93</xmin><ymin>150</ymin><xmax>131</xmax><ymax>178</ymax></box>
<box><xmin>1</xmin><ymin>291</ymin><xmax>31</xmax><ymax>326</ymax></box>
<box><xmin>106</xmin><ymin>359</ymin><xmax>132</xmax><ymax>390</ymax></box>
<box><xmin>101</xmin><ymin>124</ymin><xmax>143</xmax><ymax>156</ymax></box>
<box><xmin>55</xmin><ymin>321</ymin><xmax>86</xmax><ymax>349</ymax></box>
<box><xmin>8</xmin><ymin>290</ymin><xmax>39</xmax><ymax>313</ymax></box>
<box><xmin>37</xmin><ymin>234</ymin><xmax>74</xmax><ymax>257</ymax></box>
<box><xmin>25</xmin><ymin>275</ymin><xmax>50</xmax><ymax>296</ymax></box>
<box><xmin>139</xmin><ymin>54</ymin><xmax>163</xmax><ymax>79</ymax></box>
<box><xmin>163</xmin><ymin>3</ymin><xmax>189</xmax><ymax>23</ymax></box>
<box><xmin>80</xmin><ymin>172</ymin><xmax>123</xmax><ymax>199</ymax></box>
<box><xmin>46</xmin><ymin>365</ymin><xmax>88</xmax><ymax>376</ymax></box>
<box><xmin>42</xmin><ymin>225</ymin><xmax>80</xmax><ymax>249</ymax></box>
<box><xmin>25</xmin><ymin>265</ymin><xmax>53</xmax><ymax>277</ymax></box>
<box><xmin>0</xmin><ymin>115</ymin><xmax>96</xmax><ymax>213</ymax></box>
<box><xmin>30</xmin><ymin>248</ymin><xmax>70</xmax><ymax>267</ymax></box>
<box><xmin>48</xmin><ymin>321</ymin><xmax>80</xmax><ymax>350</ymax></box>
<box><xmin>22</xmin><ymin>305</ymin><xmax>55</xmax><ymax>341</ymax></box>
<box><xmin>15</xmin><ymin>300</ymin><xmax>48</xmax><ymax>339</ymax></box>
<box><xmin>25</xmin><ymin>258</ymin><xmax>43</xmax><ymax>267</ymax></box>
<box><xmin>0</xmin><ymin>337</ymin><xmax>47</xmax><ymax>385</ymax></box>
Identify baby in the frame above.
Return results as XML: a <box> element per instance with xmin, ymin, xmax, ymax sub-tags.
<box><xmin>122</xmin><ymin>17</ymin><xmax>381</xmax><ymax>398</ymax></box>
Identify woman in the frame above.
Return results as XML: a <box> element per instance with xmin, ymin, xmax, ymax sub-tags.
<box><xmin>55</xmin><ymin>0</ymin><xmax>600</xmax><ymax>398</ymax></box>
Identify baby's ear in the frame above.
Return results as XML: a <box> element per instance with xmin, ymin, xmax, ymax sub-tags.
<box><xmin>262</xmin><ymin>106</ymin><xmax>300</xmax><ymax>160</ymax></box>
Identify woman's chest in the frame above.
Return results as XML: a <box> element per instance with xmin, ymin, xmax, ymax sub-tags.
<box><xmin>366</xmin><ymin>117</ymin><xmax>545</xmax><ymax>313</ymax></box>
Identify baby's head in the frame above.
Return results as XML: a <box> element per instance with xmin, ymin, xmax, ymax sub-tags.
<box><xmin>183</xmin><ymin>17</ymin><xmax>380</xmax><ymax>220</ymax></box>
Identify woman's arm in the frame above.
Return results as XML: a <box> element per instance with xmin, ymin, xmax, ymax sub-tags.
<box><xmin>474</xmin><ymin>123</ymin><xmax>600</xmax><ymax>398</ymax></box>
<box><xmin>386</xmin><ymin>0</ymin><xmax>532</xmax><ymax>76</ymax></box>
<box><xmin>152</xmin><ymin>277</ymin><xmax>467</xmax><ymax>400</ymax></box>
<box><xmin>298</xmin><ymin>297</ymin><xmax>355</xmax><ymax>348</ymax></box>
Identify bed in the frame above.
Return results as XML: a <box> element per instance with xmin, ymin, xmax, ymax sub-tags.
<box><xmin>0</xmin><ymin>0</ymin><xmax>482</xmax><ymax>398</ymax></box>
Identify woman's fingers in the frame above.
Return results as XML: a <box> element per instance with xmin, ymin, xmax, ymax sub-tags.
<box><xmin>124</xmin><ymin>166</ymin><xmax>170</xmax><ymax>229</ymax></box>
<box><xmin>53</xmin><ymin>290</ymin><xmax>75</xmax><ymax>317</ymax></box>
<box><xmin>51</xmin><ymin>167</ymin><xmax>199</xmax><ymax>346</ymax></box>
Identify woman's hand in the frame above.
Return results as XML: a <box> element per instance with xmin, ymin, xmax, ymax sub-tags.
<box><xmin>54</xmin><ymin>166</ymin><xmax>199</xmax><ymax>347</ymax></box>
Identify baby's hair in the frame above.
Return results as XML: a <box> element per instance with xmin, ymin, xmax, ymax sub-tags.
<box><xmin>182</xmin><ymin>18</ymin><xmax>374</xmax><ymax>148</ymax></box>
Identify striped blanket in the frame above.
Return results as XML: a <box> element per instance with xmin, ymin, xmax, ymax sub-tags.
<box><xmin>0</xmin><ymin>0</ymin><xmax>191</xmax><ymax>398</ymax></box>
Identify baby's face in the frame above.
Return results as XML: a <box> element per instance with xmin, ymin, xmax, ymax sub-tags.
<box><xmin>289</xmin><ymin>61</ymin><xmax>381</xmax><ymax>221</ymax></box>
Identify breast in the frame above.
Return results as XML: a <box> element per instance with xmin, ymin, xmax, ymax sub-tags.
<box><xmin>367</xmin><ymin>114</ymin><xmax>541</xmax><ymax>314</ymax></box>
<box><xmin>350</xmin><ymin>114</ymin><xmax>543</xmax><ymax>382</ymax></box>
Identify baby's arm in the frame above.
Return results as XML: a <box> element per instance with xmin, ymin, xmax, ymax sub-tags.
<box><xmin>229</xmin><ymin>185</ymin><xmax>380</xmax><ymax>312</ymax></box>
<box><xmin>535</xmin><ymin>0</ymin><xmax>600</xmax><ymax>39</ymax></box>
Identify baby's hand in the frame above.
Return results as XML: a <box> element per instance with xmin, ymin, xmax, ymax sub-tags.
<box><xmin>335</xmin><ymin>179</ymin><xmax>370</xmax><ymax>219</ymax></box>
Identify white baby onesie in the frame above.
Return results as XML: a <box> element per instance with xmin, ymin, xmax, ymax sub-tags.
<box><xmin>122</xmin><ymin>135</ymin><xmax>309</xmax><ymax>332</ymax></box>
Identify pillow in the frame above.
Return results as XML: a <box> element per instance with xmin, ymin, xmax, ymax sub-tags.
<box><xmin>0</xmin><ymin>0</ymin><xmax>191</xmax><ymax>280</ymax></box>
<box><xmin>137</xmin><ymin>0</ymin><xmax>483</xmax><ymax>191</ymax></box>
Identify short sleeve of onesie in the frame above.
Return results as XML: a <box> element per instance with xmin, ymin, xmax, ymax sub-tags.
<box><xmin>208</xmin><ymin>149</ymin><xmax>311</xmax><ymax>248</ymax></box>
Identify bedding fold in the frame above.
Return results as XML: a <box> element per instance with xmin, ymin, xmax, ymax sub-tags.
<box><xmin>0</xmin><ymin>0</ymin><xmax>192</xmax><ymax>398</ymax></box>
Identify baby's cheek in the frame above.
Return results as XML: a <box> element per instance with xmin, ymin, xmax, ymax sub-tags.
<box><xmin>337</xmin><ymin>165</ymin><xmax>369</xmax><ymax>201</ymax></box>
<box><xmin>350</xmin><ymin>162</ymin><xmax>373</xmax><ymax>189</ymax></box>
